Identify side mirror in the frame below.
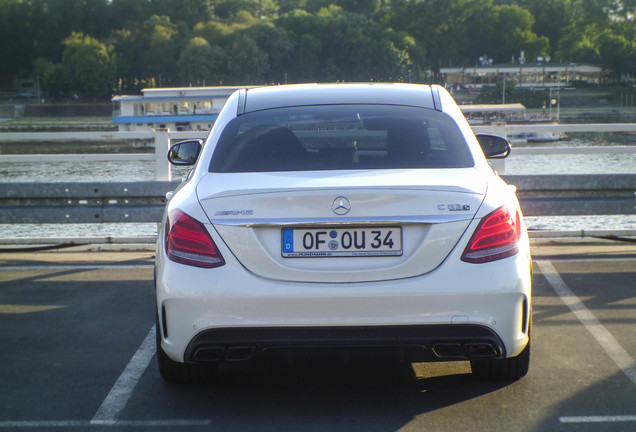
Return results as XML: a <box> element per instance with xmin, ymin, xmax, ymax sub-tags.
<box><xmin>475</xmin><ymin>134</ymin><xmax>511</xmax><ymax>159</ymax></box>
<box><xmin>167</xmin><ymin>140</ymin><xmax>202</xmax><ymax>166</ymax></box>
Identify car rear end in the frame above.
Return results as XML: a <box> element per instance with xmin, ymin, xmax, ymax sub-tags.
<box><xmin>155</xmin><ymin>84</ymin><xmax>532</xmax><ymax>382</ymax></box>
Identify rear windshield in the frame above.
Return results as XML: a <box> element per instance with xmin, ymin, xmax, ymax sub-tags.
<box><xmin>209</xmin><ymin>105</ymin><xmax>474</xmax><ymax>173</ymax></box>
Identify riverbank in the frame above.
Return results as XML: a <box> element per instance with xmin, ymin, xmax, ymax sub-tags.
<box><xmin>0</xmin><ymin>102</ymin><xmax>114</xmax><ymax>132</ymax></box>
<box><xmin>2</xmin><ymin>86</ymin><xmax>636</xmax><ymax>132</ymax></box>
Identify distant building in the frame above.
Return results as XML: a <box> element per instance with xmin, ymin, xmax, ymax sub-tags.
<box><xmin>440</xmin><ymin>63</ymin><xmax>603</xmax><ymax>89</ymax></box>
<box><xmin>111</xmin><ymin>86</ymin><xmax>257</xmax><ymax>132</ymax></box>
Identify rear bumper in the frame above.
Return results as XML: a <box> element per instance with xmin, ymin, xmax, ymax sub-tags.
<box><xmin>183</xmin><ymin>324</ymin><xmax>506</xmax><ymax>364</ymax></box>
<box><xmin>156</xmin><ymin>223</ymin><xmax>532</xmax><ymax>364</ymax></box>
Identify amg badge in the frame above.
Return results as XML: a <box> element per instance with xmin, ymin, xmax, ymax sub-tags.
<box><xmin>215</xmin><ymin>210</ymin><xmax>254</xmax><ymax>216</ymax></box>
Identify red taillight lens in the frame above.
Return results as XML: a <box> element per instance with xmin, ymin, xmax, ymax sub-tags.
<box><xmin>461</xmin><ymin>206</ymin><xmax>521</xmax><ymax>264</ymax></box>
<box><xmin>165</xmin><ymin>209</ymin><xmax>225</xmax><ymax>268</ymax></box>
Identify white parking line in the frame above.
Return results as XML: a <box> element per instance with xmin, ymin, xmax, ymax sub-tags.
<box><xmin>0</xmin><ymin>421</ymin><xmax>88</xmax><ymax>428</ymax></box>
<box><xmin>0</xmin><ymin>264</ymin><xmax>154</xmax><ymax>271</ymax></box>
<box><xmin>536</xmin><ymin>260</ymin><xmax>636</xmax><ymax>386</ymax></box>
<box><xmin>0</xmin><ymin>324</ymin><xmax>213</xmax><ymax>429</ymax></box>
<box><xmin>0</xmin><ymin>269</ymin><xmax>213</xmax><ymax>428</ymax></box>
<box><xmin>560</xmin><ymin>415</ymin><xmax>636</xmax><ymax>423</ymax></box>
<box><xmin>91</xmin><ymin>325</ymin><xmax>157</xmax><ymax>423</ymax></box>
<box><xmin>545</xmin><ymin>257</ymin><xmax>636</xmax><ymax>263</ymax></box>
<box><xmin>0</xmin><ymin>419</ymin><xmax>212</xmax><ymax>428</ymax></box>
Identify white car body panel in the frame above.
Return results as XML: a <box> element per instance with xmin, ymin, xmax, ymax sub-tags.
<box><xmin>196</xmin><ymin>168</ymin><xmax>488</xmax><ymax>282</ymax></box>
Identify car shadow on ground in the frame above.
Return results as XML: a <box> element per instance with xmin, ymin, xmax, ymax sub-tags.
<box><xmin>131</xmin><ymin>354</ymin><xmax>516</xmax><ymax>431</ymax></box>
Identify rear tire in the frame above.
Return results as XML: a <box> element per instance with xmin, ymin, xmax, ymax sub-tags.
<box><xmin>471</xmin><ymin>336</ymin><xmax>530</xmax><ymax>380</ymax></box>
<box><xmin>156</xmin><ymin>315</ymin><xmax>217</xmax><ymax>383</ymax></box>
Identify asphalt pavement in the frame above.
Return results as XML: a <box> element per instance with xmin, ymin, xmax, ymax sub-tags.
<box><xmin>0</xmin><ymin>238</ymin><xmax>634</xmax><ymax>432</ymax></box>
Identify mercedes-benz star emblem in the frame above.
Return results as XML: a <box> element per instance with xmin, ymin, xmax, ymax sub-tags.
<box><xmin>331</xmin><ymin>196</ymin><xmax>351</xmax><ymax>215</ymax></box>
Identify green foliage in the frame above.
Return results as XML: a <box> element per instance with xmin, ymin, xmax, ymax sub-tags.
<box><xmin>32</xmin><ymin>57</ymin><xmax>66</xmax><ymax>99</ymax></box>
<box><xmin>225</xmin><ymin>34</ymin><xmax>270</xmax><ymax>84</ymax></box>
<box><xmin>245</xmin><ymin>23</ymin><xmax>295</xmax><ymax>83</ymax></box>
<box><xmin>177</xmin><ymin>37</ymin><xmax>224</xmax><ymax>86</ymax></box>
<box><xmin>62</xmin><ymin>32</ymin><xmax>115</xmax><ymax>100</ymax></box>
<box><xmin>144</xmin><ymin>16</ymin><xmax>180</xmax><ymax>86</ymax></box>
<box><xmin>276</xmin><ymin>5</ymin><xmax>411</xmax><ymax>82</ymax></box>
<box><xmin>1</xmin><ymin>0</ymin><xmax>634</xmax><ymax>100</ymax></box>
<box><xmin>598</xmin><ymin>24</ymin><xmax>636</xmax><ymax>79</ymax></box>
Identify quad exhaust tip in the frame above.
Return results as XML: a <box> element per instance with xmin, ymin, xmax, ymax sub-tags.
<box><xmin>432</xmin><ymin>342</ymin><xmax>498</xmax><ymax>359</ymax></box>
<box><xmin>192</xmin><ymin>346</ymin><xmax>256</xmax><ymax>362</ymax></box>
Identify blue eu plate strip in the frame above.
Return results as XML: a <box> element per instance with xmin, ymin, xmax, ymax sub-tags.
<box><xmin>282</xmin><ymin>229</ymin><xmax>294</xmax><ymax>253</ymax></box>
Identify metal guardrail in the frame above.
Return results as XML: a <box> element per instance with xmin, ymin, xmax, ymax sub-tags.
<box><xmin>0</xmin><ymin>130</ymin><xmax>200</xmax><ymax>181</ymax></box>
<box><xmin>0</xmin><ymin>175</ymin><xmax>634</xmax><ymax>224</ymax></box>
<box><xmin>0</xmin><ymin>181</ymin><xmax>179</xmax><ymax>224</ymax></box>
<box><xmin>1</xmin><ymin>123</ymin><xmax>636</xmax><ymax>179</ymax></box>
<box><xmin>0</xmin><ymin>125</ymin><xmax>634</xmax><ymax>224</ymax></box>
<box><xmin>503</xmin><ymin>174</ymin><xmax>636</xmax><ymax>216</ymax></box>
<box><xmin>472</xmin><ymin>122</ymin><xmax>636</xmax><ymax>134</ymax></box>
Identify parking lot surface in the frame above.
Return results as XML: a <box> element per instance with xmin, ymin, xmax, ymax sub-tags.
<box><xmin>0</xmin><ymin>238</ymin><xmax>634</xmax><ymax>431</ymax></box>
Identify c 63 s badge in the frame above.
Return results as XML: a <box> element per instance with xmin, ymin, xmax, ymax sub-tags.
<box><xmin>438</xmin><ymin>204</ymin><xmax>471</xmax><ymax>211</ymax></box>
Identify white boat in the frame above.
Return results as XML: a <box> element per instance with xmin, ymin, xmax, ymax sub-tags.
<box><xmin>111</xmin><ymin>86</ymin><xmax>259</xmax><ymax>132</ymax></box>
<box><xmin>460</xmin><ymin>103</ymin><xmax>566</xmax><ymax>144</ymax></box>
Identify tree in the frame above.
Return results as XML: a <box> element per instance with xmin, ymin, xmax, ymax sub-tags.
<box><xmin>111</xmin><ymin>28</ymin><xmax>143</xmax><ymax>93</ymax></box>
<box><xmin>143</xmin><ymin>15</ymin><xmax>180</xmax><ymax>86</ymax></box>
<box><xmin>277</xmin><ymin>6</ymin><xmax>411</xmax><ymax>82</ymax></box>
<box><xmin>110</xmin><ymin>0</ymin><xmax>157</xmax><ymax>28</ymax></box>
<box><xmin>213</xmin><ymin>0</ymin><xmax>278</xmax><ymax>19</ymax></box>
<box><xmin>276</xmin><ymin>8</ymin><xmax>330</xmax><ymax>80</ymax></box>
<box><xmin>323</xmin><ymin>10</ymin><xmax>408</xmax><ymax>81</ymax></box>
<box><xmin>246</xmin><ymin>23</ymin><xmax>295</xmax><ymax>83</ymax></box>
<box><xmin>297</xmin><ymin>33</ymin><xmax>323</xmax><ymax>81</ymax></box>
<box><xmin>389</xmin><ymin>0</ymin><xmax>549</xmax><ymax>74</ymax></box>
<box><xmin>390</xmin><ymin>0</ymin><xmax>519</xmax><ymax>76</ymax></box>
<box><xmin>30</xmin><ymin>0</ymin><xmax>113</xmax><ymax>61</ymax></box>
<box><xmin>480</xmin><ymin>4</ymin><xmax>550</xmax><ymax>63</ymax></box>
<box><xmin>2</xmin><ymin>0</ymin><xmax>635</xmax><ymax>99</ymax></box>
<box><xmin>0</xmin><ymin>0</ymin><xmax>40</xmax><ymax>87</ymax></box>
<box><xmin>304</xmin><ymin>0</ymin><xmax>382</xmax><ymax>14</ymax></box>
<box><xmin>598</xmin><ymin>25</ymin><xmax>636</xmax><ymax>79</ymax></box>
<box><xmin>558</xmin><ymin>25</ymin><xmax>601</xmax><ymax>63</ymax></box>
<box><xmin>515</xmin><ymin>0</ymin><xmax>574</xmax><ymax>58</ymax></box>
<box><xmin>153</xmin><ymin>0</ymin><xmax>213</xmax><ymax>27</ymax></box>
<box><xmin>224</xmin><ymin>34</ymin><xmax>269</xmax><ymax>84</ymax></box>
<box><xmin>177</xmin><ymin>37</ymin><xmax>224</xmax><ymax>85</ymax></box>
<box><xmin>32</xmin><ymin>57</ymin><xmax>66</xmax><ymax>100</ymax></box>
<box><xmin>62</xmin><ymin>32</ymin><xmax>115</xmax><ymax>100</ymax></box>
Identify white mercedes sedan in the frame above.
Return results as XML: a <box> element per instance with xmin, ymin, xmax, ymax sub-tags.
<box><xmin>155</xmin><ymin>83</ymin><xmax>532</xmax><ymax>383</ymax></box>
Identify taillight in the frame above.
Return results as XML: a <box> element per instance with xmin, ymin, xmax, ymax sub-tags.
<box><xmin>165</xmin><ymin>209</ymin><xmax>225</xmax><ymax>268</ymax></box>
<box><xmin>461</xmin><ymin>205</ymin><xmax>521</xmax><ymax>264</ymax></box>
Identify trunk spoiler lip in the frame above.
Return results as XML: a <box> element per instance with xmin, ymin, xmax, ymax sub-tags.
<box><xmin>209</xmin><ymin>214</ymin><xmax>473</xmax><ymax>227</ymax></box>
<box><xmin>198</xmin><ymin>185</ymin><xmax>485</xmax><ymax>201</ymax></box>
<box><xmin>195</xmin><ymin>169</ymin><xmax>489</xmax><ymax>201</ymax></box>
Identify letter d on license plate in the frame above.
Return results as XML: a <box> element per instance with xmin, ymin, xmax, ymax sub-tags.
<box><xmin>282</xmin><ymin>227</ymin><xmax>402</xmax><ymax>258</ymax></box>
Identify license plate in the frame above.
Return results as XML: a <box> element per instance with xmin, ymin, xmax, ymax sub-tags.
<box><xmin>282</xmin><ymin>227</ymin><xmax>402</xmax><ymax>258</ymax></box>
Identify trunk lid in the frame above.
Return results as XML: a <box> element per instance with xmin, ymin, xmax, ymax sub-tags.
<box><xmin>197</xmin><ymin>169</ymin><xmax>487</xmax><ymax>283</ymax></box>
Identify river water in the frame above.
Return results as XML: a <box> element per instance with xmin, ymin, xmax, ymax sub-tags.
<box><xmin>1</xmin><ymin>135</ymin><xmax>635</xmax><ymax>240</ymax></box>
